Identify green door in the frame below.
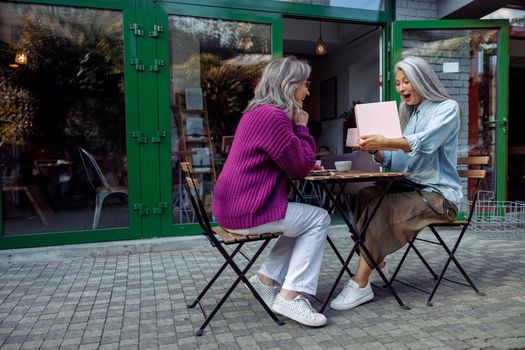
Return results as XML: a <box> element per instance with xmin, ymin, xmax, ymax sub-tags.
<box><xmin>392</xmin><ymin>19</ymin><xmax>509</xmax><ymax>201</ymax></box>
<box><xmin>153</xmin><ymin>2</ymin><xmax>282</xmax><ymax>236</ymax></box>
<box><xmin>0</xmin><ymin>0</ymin><xmax>144</xmax><ymax>248</ymax></box>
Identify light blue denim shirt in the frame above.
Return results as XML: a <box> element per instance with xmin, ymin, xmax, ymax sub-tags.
<box><xmin>382</xmin><ymin>99</ymin><xmax>463</xmax><ymax>206</ymax></box>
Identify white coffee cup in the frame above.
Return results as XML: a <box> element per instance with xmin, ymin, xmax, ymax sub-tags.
<box><xmin>334</xmin><ymin>160</ymin><xmax>352</xmax><ymax>172</ymax></box>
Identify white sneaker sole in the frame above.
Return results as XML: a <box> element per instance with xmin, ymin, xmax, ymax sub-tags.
<box><xmin>272</xmin><ymin>303</ymin><xmax>327</xmax><ymax>327</ymax></box>
<box><xmin>330</xmin><ymin>292</ymin><xmax>374</xmax><ymax>310</ymax></box>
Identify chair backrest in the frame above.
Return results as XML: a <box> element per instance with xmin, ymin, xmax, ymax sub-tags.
<box><xmin>457</xmin><ymin>156</ymin><xmax>489</xmax><ymax>222</ymax></box>
<box><xmin>78</xmin><ymin>147</ymin><xmax>111</xmax><ymax>189</ymax></box>
<box><xmin>180</xmin><ymin>162</ymin><xmax>214</xmax><ymax>235</ymax></box>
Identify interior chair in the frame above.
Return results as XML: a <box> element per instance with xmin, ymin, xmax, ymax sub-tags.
<box><xmin>180</xmin><ymin>162</ymin><xmax>284</xmax><ymax>336</ymax></box>
<box><xmin>387</xmin><ymin>156</ymin><xmax>489</xmax><ymax>306</ymax></box>
<box><xmin>78</xmin><ymin>147</ymin><xmax>128</xmax><ymax>229</ymax></box>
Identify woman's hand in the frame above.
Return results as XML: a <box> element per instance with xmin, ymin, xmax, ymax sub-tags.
<box><xmin>293</xmin><ymin>108</ymin><xmax>309</xmax><ymax>126</ymax></box>
<box><xmin>356</xmin><ymin>134</ymin><xmax>388</xmax><ymax>151</ymax></box>
<box><xmin>356</xmin><ymin>134</ymin><xmax>412</xmax><ymax>152</ymax></box>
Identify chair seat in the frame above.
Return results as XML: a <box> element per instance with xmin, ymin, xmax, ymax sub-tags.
<box><xmin>429</xmin><ymin>220</ymin><xmax>468</xmax><ymax>227</ymax></box>
<box><xmin>212</xmin><ymin>226</ymin><xmax>282</xmax><ymax>244</ymax></box>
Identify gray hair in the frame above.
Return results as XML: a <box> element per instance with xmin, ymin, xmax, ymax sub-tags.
<box><xmin>246</xmin><ymin>56</ymin><xmax>311</xmax><ymax>118</ymax></box>
<box><xmin>395</xmin><ymin>56</ymin><xmax>452</xmax><ymax>128</ymax></box>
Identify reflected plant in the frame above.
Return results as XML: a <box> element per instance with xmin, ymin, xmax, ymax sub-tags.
<box><xmin>201</xmin><ymin>53</ymin><xmax>266</xmax><ymax>136</ymax></box>
<box><xmin>0</xmin><ymin>80</ymin><xmax>36</xmax><ymax>147</ymax></box>
<box><xmin>0</xmin><ymin>4</ymin><xmax>125</xmax><ymax>155</ymax></box>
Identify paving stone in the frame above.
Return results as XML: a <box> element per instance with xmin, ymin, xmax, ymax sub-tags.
<box><xmin>0</xmin><ymin>230</ymin><xmax>524</xmax><ymax>349</ymax></box>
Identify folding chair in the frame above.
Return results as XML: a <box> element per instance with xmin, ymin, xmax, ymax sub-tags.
<box><xmin>180</xmin><ymin>162</ymin><xmax>284</xmax><ymax>336</ymax></box>
<box><xmin>388</xmin><ymin>156</ymin><xmax>489</xmax><ymax>306</ymax></box>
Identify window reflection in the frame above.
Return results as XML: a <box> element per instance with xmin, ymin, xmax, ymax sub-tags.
<box><xmin>0</xmin><ymin>3</ymin><xmax>127</xmax><ymax>234</ymax></box>
<box><xmin>169</xmin><ymin>15</ymin><xmax>271</xmax><ymax>224</ymax></box>
<box><xmin>402</xmin><ymin>28</ymin><xmax>499</xmax><ymax>197</ymax></box>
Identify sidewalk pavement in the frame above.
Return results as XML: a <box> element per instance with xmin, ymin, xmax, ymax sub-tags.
<box><xmin>0</xmin><ymin>226</ymin><xmax>524</xmax><ymax>350</ymax></box>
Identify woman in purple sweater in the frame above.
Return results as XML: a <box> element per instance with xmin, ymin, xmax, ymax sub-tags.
<box><xmin>212</xmin><ymin>56</ymin><xmax>330</xmax><ymax>327</ymax></box>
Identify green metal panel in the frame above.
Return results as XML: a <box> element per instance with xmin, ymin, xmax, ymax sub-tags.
<box><xmin>0</xmin><ymin>0</ymin><xmax>143</xmax><ymax>249</ymax></box>
<box><xmin>382</xmin><ymin>0</ymin><xmax>394</xmax><ymax>100</ymax></box>
<box><xmin>0</xmin><ymin>228</ymin><xmax>139</xmax><ymax>250</ymax></box>
<box><xmin>497</xmin><ymin>23</ymin><xmax>509</xmax><ymax>201</ymax></box>
<box><xmin>157</xmin><ymin>0</ymin><xmax>388</xmax><ymax>24</ymax></box>
<box><xmin>391</xmin><ymin>19</ymin><xmax>510</xmax><ymax>201</ymax></box>
<box><xmin>133</xmin><ymin>0</ymin><xmax>163</xmax><ymax>238</ymax></box>
<box><xmin>155</xmin><ymin>2</ymin><xmax>282</xmax><ymax>236</ymax></box>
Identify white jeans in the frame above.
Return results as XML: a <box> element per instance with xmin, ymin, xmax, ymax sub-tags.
<box><xmin>227</xmin><ymin>202</ymin><xmax>330</xmax><ymax>295</ymax></box>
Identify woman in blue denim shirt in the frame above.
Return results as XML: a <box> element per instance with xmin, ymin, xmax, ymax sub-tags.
<box><xmin>330</xmin><ymin>56</ymin><xmax>462</xmax><ymax>311</ymax></box>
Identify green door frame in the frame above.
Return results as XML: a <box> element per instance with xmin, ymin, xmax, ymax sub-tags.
<box><xmin>154</xmin><ymin>2</ymin><xmax>283</xmax><ymax>236</ymax></box>
<box><xmin>391</xmin><ymin>19</ymin><xmax>509</xmax><ymax>201</ymax></box>
<box><xmin>0</xmin><ymin>0</ymin><xmax>142</xmax><ymax>249</ymax></box>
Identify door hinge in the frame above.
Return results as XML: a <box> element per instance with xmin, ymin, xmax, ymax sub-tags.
<box><xmin>131</xmin><ymin>131</ymin><xmax>148</xmax><ymax>143</ymax></box>
<box><xmin>151</xmin><ymin>130</ymin><xmax>167</xmax><ymax>143</ymax></box>
<box><xmin>387</xmin><ymin>70</ymin><xmax>391</xmax><ymax>83</ymax></box>
<box><xmin>387</xmin><ymin>41</ymin><xmax>391</xmax><ymax>53</ymax></box>
<box><xmin>130</xmin><ymin>58</ymin><xmax>145</xmax><ymax>71</ymax></box>
<box><xmin>152</xmin><ymin>202</ymin><xmax>168</xmax><ymax>214</ymax></box>
<box><xmin>149</xmin><ymin>59</ymin><xmax>165</xmax><ymax>72</ymax></box>
<box><xmin>148</xmin><ymin>24</ymin><xmax>164</xmax><ymax>38</ymax></box>
<box><xmin>129</xmin><ymin>23</ymin><xmax>144</xmax><ymax>36</ymax></box>
<box><xmin>134</xmin><ymin>203</ymin><xmax>149</xmax><ymax>215</ymax></box>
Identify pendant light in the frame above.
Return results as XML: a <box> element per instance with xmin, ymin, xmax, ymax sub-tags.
<box><xmin>14</xmin><ymin>50</ymin><xmax>28</xmax><ymax>65</ymax></box>
<box><xmin>315</xmin><ymin>21</ymin><xmax>327</xmax><ymax>55</ymax></box>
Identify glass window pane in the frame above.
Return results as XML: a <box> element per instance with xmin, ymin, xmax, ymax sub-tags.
<box><xmin>0</xmin><ymin>3</ymin><xmax>127</xmax><ymax>235</ymax></box>
<box><xmin>401</xmin><ymin>28</ymin><xmax>499</xmax><ymax>199</ymax></box>
<box><xmin>169</xmin><ymin>15</ymin><xmax>271</xmax><ymax>224</ymax></box>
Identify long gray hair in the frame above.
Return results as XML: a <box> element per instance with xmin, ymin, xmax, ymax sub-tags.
<box><xmin>245</xmin><ymin>56</ymin><xmax>311</xmax><ymax>118</ymax></box>
<box><xmin>395</xmin><ymin>56</ymin><xmax>452</xmax><ymax>128</ymax></box>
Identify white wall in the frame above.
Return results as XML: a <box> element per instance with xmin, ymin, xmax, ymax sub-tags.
<box><xmin>317</xmin><ymin>29</ymin><xmax>380</xmax><ymax>154</ymax></box>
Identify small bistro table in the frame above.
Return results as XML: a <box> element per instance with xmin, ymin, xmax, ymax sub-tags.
<box><xmin>291</xmin><ymin>170</ymin><xmax>410</xmax><ymax>312</ymax></box>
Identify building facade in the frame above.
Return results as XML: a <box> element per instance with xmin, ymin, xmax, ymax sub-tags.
<box><xmin>0</xmin><ymin>0</ymin><xmax>517</xmax><ymax>249</ymax></box>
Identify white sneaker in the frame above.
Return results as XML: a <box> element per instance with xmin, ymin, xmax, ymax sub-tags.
<box><xmin>272</xmin><ymin>294</ymin><xmax>327</xmax><ymax>327</ymax></box>
<box><xmin>370</xmin><ymin>262</ymin><xmax>391</xmax><ymax>284</ymax></box>
<box><xmin>330</xmin><ymin>279</ymin><xmax>374</xmax><ymax>310</ymax></box>
<box><xmin>247</xmin><ymin>275</ymin><xmax>278</xmax><ymax>308</ymax></box>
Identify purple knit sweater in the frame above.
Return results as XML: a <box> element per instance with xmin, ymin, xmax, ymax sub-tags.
<box><xmin>212</xmin><ymin>104</ymin><xmax>316</xmax><ymax>229</ymax></box>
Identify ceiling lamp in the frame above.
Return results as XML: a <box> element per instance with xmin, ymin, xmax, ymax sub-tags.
<box><xmin>14</xmin><ymin>50</ymin><xmax>28</xmax><ymax>65</ymax></box>
<box><xmin>315</xmin><ymin>21</ymin><xmax>327</xmax><ymax>55</ymax></box>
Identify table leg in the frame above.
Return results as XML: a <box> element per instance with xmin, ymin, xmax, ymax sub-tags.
<box><xmin>320</xmin><ymin>179</ymin><xmax>409</xmax><ymax>310</ymax></box>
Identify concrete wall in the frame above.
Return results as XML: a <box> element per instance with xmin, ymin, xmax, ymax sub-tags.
<box><xmin>316</xmin><ymin>30</ymin><xmax>381</xmax><ymax>155</ymax></box>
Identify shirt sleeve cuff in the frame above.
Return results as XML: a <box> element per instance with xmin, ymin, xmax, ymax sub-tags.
<box><xmin>404</xmin><ymin>134</ymin><xmax>420</xmax><ymax>157</ymax></box>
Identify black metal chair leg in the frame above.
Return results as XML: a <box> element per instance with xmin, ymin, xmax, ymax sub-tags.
<box><xmin>187</xmin><ymin>244</ymin><xmax>243</xmax><ymax>308</ymax></box>
<box><xmin>426</xmin><ymin>227</ymin><xmax>483</xmax><ymax>306</ymax></box>
<box><xmin>195</xmin><ymin>239</ymin><xmax>283</xmax><ymax>336</ymax></box>
<box><xmin>411</xmin><ymin>244</ymin><xmax>438</xmax><ymax>280</ymax></box>
<box><xmin>389</xmin><ymin>240</ymin><xmax>415</xmax><ymax>284</ymax></box>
